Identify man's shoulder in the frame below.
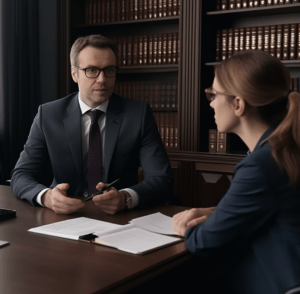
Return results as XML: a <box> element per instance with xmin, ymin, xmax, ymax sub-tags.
<box><xmin>41</xmin><ymin>92</ymin><xmax>78</xmax><ymax>110</ymax></box>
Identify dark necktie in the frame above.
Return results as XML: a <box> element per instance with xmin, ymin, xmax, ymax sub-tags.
<box><xmin>87</xmin><ymin>110</ymin><xmax>102</xmax><ymax>195</ymax></box>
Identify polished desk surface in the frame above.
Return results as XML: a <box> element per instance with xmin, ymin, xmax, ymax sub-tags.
<box><xmin>0</xmin><ymin>185</ymin><xmax>191</xmax><ymax>294</ymax></box>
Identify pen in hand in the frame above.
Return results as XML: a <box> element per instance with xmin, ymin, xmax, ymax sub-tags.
<box><xmin>83</xmin><ymin>178</ymin><xmax>121</xmax><ymax>202</ymax></box>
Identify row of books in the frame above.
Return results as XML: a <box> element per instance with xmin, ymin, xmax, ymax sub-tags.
<box><xmin>114</xmin><ymin>33</ymin><xmax>179</xmax><ymax>66</ymax></box>
<box><xmin>85</xmin><ymin>0</ymin><xmax>181</xmax><ymax>24</ymax></box>
<box><xmin>209</xmin><ymin>130</ymin><xmax>227</xmax><ymax>153</ymax></box>
<box><xmin>153</xmin><ymin>112</ymin><xmax>178</xmax><ymax>149</ymax></box>
<box><xmin>115</xmin><ymin>80</ymin><xmax>178</xmax><ymax>109</ymax></box>
<box><xmin>216</xmin><ymin>0</ymin><xmax>300</xmax><ymax>10</ymax></box>
<box><xmin>216</xmin><ymin>23</ymin><xmax>300</xmax><ymax>61</ymax></box>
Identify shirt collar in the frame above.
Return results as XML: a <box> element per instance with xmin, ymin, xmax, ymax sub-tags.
<box><xmin>78</xmin><ymin>93</ymin><xmax>109</xmax><ymax>115</ymax></box>
<box><xmin>253</xmin><ymin>126</ymin><xmax>277</xmax><ymax>152</ymax></box>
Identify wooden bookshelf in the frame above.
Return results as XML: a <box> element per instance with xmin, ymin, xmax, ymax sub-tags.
<box><xmin>57</xmin><ymin>0</ymin><xmax>300</xmax><ymax>207</ymax></box>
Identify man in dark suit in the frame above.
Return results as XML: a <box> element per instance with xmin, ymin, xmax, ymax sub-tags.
<box><xmin>11</xmin><ymin>34</ymin><xmax>174</xmax><ymax>214</ymax></box>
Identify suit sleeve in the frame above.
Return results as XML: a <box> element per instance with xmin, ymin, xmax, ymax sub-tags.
<box><xmin>184</xmin><ymin>159</ymin><xmax>277</xmax><ymax>262</ymax></box>
<box><xmin>130</xmin><ymin>103</ymin><xmax>174</xmax><ymax>207</ymax></box>
<box><xmin>10</xmin><ymin>105</ymin><xmax>51</xmax><ymax>206</ymax></box>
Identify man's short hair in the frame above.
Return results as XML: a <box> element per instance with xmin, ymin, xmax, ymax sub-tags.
<box><xmin>70</xmin><ymin>34</ymin><xmax>118</xmax><ymax>66</ymax></box>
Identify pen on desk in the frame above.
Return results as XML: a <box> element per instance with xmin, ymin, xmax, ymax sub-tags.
<box><xmin>83</xmin><ymin>178</ymin><xmax>121</xmax><ymax>202</ymax></box>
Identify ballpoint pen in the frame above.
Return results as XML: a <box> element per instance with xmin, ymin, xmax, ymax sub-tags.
<box><xmin>83</xmin><ymin>178</ymin><xmax>121</xmax><ymax>202</ymax></box>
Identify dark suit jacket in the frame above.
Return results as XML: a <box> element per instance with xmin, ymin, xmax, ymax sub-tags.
<box><xmin>11</xmin><ymin>93</ymin><xmax>174</xmax><ymax>207</ymax></box>
<box><xmin>185</xmin><ymin>127</ymin><xmax>300</xmax><ymax>294</ymax></box>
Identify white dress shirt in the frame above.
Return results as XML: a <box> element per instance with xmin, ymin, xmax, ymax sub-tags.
<box><xmin>36</xmin><ymin>95</ymin><xmax>138</xmax><ymax>208</ymax></box>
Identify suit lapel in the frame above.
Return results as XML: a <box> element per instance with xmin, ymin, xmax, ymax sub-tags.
<box><xmin>104</xmin><ymin>94</ymin><xmax>123</xmax><ymax>182</ymax></box>
<box><xmin>63</xmin><ymin>95</ymin><xmax>83</xmax><ymax>189</ymax></box>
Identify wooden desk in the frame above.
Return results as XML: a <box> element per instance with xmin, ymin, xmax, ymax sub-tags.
<box><xmin>0</xmin><ymin>185</ymin><xmax>193</xmax><ymax>294</ymax></box>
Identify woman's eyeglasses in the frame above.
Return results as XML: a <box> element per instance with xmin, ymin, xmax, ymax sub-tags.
<box><xmin>205</xmin><ymin>87</ymin><xmax>236</xmax><ymax>102</ymax></box>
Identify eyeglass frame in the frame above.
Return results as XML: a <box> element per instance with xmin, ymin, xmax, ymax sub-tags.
<box><xmin>205</xmin><ymin>87</ymin><xmax>236</xmax><ymax>102</ymax></box>
<box><xmin>73</xmin><ymin>65</ymin><xmax>119</xmax><ymax>79</ymax></box>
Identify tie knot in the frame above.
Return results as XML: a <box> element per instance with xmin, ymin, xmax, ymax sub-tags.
<box><xmin>88</xmin><ymin>110</ymin><xmax>102</xmax><ymax>124</ymax></box>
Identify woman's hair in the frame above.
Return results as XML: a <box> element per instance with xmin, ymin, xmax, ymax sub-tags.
<box><xmin>215</xmin><ymin>50</ymin><xmax>300</xmax><ymax>187</ymax></box>
<box><xmin>70</xmin><ymin>34</ymin><xmax>118</xmax><ymax>66</ymax></box>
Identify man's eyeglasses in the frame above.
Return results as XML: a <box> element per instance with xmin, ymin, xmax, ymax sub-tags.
<box><xmin>73</xmin><ymin>65</ymin><xmax>119</xmax><ymax>78</ymax></box>
<box><xmin>205</xmin><ymin>87</ymin><xmax>236</xmax><ymax>102</ymax></box>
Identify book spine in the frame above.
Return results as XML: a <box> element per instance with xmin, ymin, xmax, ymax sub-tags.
<box><xmin>236</xmin><ymin>0</ymin><xmax>242</xmax><ymax>8</ymax></box>
<box><xmin>270</xmin><ymin>25</ymin><xmax>276</xmax><ymax>57</ymax></box>
<box><xmin>233</xmin><ymin>28</ymin><xmax>240</xmax><ymax>55</ymax></box>
<box><xmin>263</xmin><ymin>26</ymin><xmax>270</xmax><ymax>54</ymax></box>
<box><xmin>209</xmin><ymin>129</ymin><xmax>218</xmax><ymax>153</ymax></box>
<box><xmin>148</xmin><ymin>34</ymin><xmax>153</xmax><ymax>65</ymax></box>
<box><xmin>167</xmin><ymin>0</ymin><xmax>172</xmax><ymax>16</ymax></box>
<box><xmin>134</xmin><ymin>0</ymin><xmax>139</xmax><ymax>20</ymax></box>
<box><xmin>282</xmin><ymin>24</ymin><xmax>290</xmax><ymax>60</ymax></box>
<box><xmin>221</xmin><ymin>29</ymin><xmax>228</xmax><ymax>61</ymax></box>
<box><xmin>221</xmin><ymin>0</ymin><xmax>228</xmax><ymax>10</ymax></box>
<box><xmin>162</xmin><ymin>33</ymin><xmax>167</xmax><ymax>64</ymax></box>
<box><xmin>169</xmin><ymin>113</ymin><xmax>174</xmax><ymax>148</ymax></box>
<box><xmin>162</xmin><ymin>0</ymin><xmax>167</xmax><ymax>17</ymax></box>
<box><xmin>143</xmin><ymin>0</ymin><xmax>148</xmax><ymax>19</ymax></box>
<box><xmin>276</xmin><ymin>24</ymin><xmax>283</xmax><ymax>60</ymax></box>
<box><xmin>148</xmin><ymin>0</ymin><xmax>153</xmax><ymax>18</ymax></box>
<box><xmin>217</xmin><ymin>132</ymin><xmax>227</xmax><ymax>154</ymax></box>
<box><xmin>251</xmin><ymin>26</ymin><xmax>257</xmax><ymax>50</ymax></box>
<box><xmin>138</xmin><ymin>35</ymin><xmax>144</xmax><ymax>65</ymax></box>
<box><xmin>143</xmin><ymin>35</ymin><xmax>148</xmax><ymax>65</ymax></box>
<box><xmin>257</xmin><ymin>26</ymin><xmax>264</xmax><ymax>51</ymax></box>
<box><xmin>158</xmin><ymin>0</ymin><xmax>163</xmax><ymax>17</ymax></box>
<box><xmin>239</xmin><ymin>27</ymin><xmax>245</xmax><ymax>51</ymax></box>
<box><xmin>227</xmin><ymin>28</ymin><xmax>233</xmax><ymax>58</ymax></box>
<box><xmin>245</xmin><ymin>27</ymin><xmax>251</xmax><ymax>51</ymax></box>
<box><xmin>229</xmin><ymin>0</ymin><xmax>236</xmax><ymax>9</ymax></box>
<box><xmin>172</xmin><ymin>32</ymin><xmax>178</xmax><ymax>64</ymax></box>
<box><xmin>242</xmin><ymin>0</ymin><xmax>248</xmax><ymax>7</ymax></box>
<box><xmin>290</xmin><ymin>23</ymin><xmax>297</xmax><ymax>59</ymax></box>
<box><xmin>153</xmin><ymin>34</ymin><xmax>158</xmax><ymax>65</ymax></box>
<box><xmin>297</xmin><ymin>24</ymin><xmax>300</xmax><ymax>59</ymax></box>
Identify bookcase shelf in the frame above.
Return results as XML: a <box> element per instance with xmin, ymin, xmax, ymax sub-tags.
<box><xmin>118</xmin><ymin>64</ymin><xmax>178</xmax><ymax>74</ymax></box>
<box><xmin>206</xmin><ymin>60</ymin><xmax>300</xmax><ymax>67</ymax></box>
<box><xmin>57</xmin><ymin>0</ymin><xmax>300</xmax><ymax>207</ymax></box>
<box><xmin>207</xmin><ymin>3</ymin><xmax>300</xmax><ymax>17</ymax></box>
<box><xmin>76</xmin><ymin>15</ymin><xmax>180</xmax><ymax>27</ymax></box>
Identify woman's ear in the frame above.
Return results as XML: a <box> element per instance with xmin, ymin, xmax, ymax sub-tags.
<box><xmin>232</xmin><ymin>96</ymin><xmax>246</xmax><ymax>117</ymax></box>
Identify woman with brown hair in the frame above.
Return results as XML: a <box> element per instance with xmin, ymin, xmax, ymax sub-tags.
<box><xmin>173</xmin><ymin>50</ymin><xmax>300</xmax><ymax>294</ymax></box>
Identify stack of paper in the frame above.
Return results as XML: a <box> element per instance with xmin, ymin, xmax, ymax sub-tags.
<box><xmin>29</xmin><ymin>213</ymin><xmax>181</xmax><ymax>254</ymax></box>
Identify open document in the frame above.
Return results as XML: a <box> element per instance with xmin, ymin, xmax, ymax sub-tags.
<box><xmin>29</xmin><ymin>213</ymin><xmax>182</xmax><ymax>254</ymax></box>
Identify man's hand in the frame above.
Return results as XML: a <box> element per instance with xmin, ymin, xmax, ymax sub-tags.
<box><xmin>173</xmin><ymin>207</ymin><xmax>215</xmax><ymax>237</ymax></box>
<box><xmin>41</xmin><ymin>183</ymin><xmax>85</xmax><ymax>214</ymax></box>
<box><xmin>92</xmin><ymin>182</ymin><xmax>126</xmax><ymax>215</ymax></box>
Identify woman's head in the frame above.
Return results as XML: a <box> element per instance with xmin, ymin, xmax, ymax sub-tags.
<box><xmin>214</xmin><ymin>50</ymin><xmax>290</xmax><ymax>108</ymax></box>
<box><xmin>213</xmin><ymin>50</ymin><xmax>300</xmax><ymax>187</ymax></box>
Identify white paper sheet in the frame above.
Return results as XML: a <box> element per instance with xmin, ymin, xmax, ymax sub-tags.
<box><xmin>130</xmin><ymin>212</ymin><xmax>178</xmax><ymax>235</ymax></box>
<box><xmin>29</xmin><ymin>217</ymin><xmax>121</xmax><ymax>240</ymax></box>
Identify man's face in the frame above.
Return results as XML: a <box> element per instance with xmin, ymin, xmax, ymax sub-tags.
<box><xmin>71</xmin><ymin>46</ymin><xmax>117</xmax><ymax>108</ymax></box>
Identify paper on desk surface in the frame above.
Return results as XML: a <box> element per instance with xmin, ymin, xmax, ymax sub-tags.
<box><xmin>94</xmin><ymin>224</ymin><xmax>181</xmax><ymax>254</ymax></box>
<box><xmin>130</xmin><ymin>212</ymin><xmax>178</xmax><ymax>236</ymax></box>
<box><xmin>29</xmin><ymin>217</ymin><xmax>121</xmax><ymax>240</ymax></box>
